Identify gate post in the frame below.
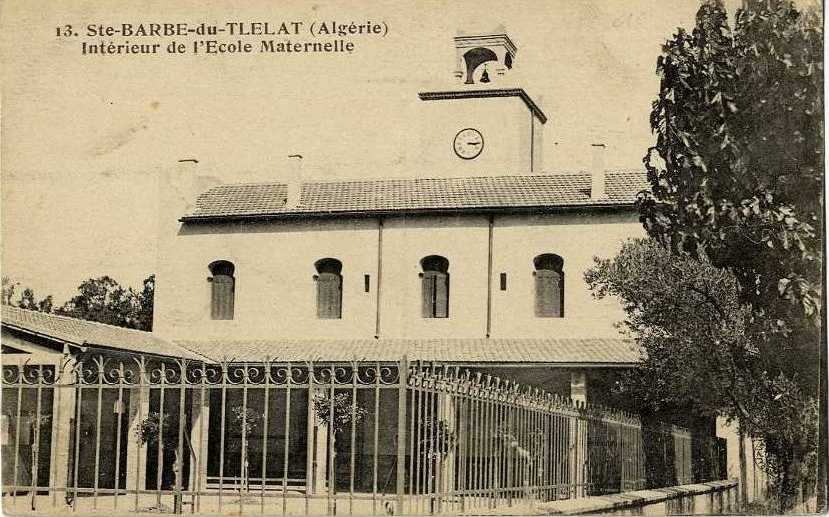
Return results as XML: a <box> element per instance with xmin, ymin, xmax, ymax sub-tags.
<box><xmin>395</xmin><ymin>356</ymin><xmax>409</xmax><ymax>514</ymax></box>
<box><xmin>189</xmin><ymin>388</ymin><xmax>210</xmax><ymax>501</ymax></box>
<box><xmin>49</xmin><ymin>357</ymin><xmax>77</xmax><ymax>506</ymax></box>
<box><xmin>126</xmin><ymin>385</ymin><xmax>150</xmax><ymax>497</ymax></box>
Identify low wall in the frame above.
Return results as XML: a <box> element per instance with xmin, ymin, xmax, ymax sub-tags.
<box><xmin>532</xmin><ymin>480</ymin><xmax>739</xmax><ymax>515</ymax></box>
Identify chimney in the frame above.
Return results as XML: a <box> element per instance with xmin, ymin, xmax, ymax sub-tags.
<box><xmin>590</xmin><ymin>144</ymin><xmax>607</xmax><ymax>200</ymax></box>
<box><xmin>285</xmin><ymin>154</ymin><xmax>303</xmax><ymax>208</ymax></box>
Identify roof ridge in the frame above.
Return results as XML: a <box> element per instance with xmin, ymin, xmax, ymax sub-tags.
<box><xmin>201</xmin><ymin>170</ymin><xmax>645</xmax><ymax>191</ymax></box>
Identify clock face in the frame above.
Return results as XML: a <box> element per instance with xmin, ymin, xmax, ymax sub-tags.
<box><xmin>453</xmin><ymin>128</ymin><xmax>484</xmax><ymax>160</ymax></box>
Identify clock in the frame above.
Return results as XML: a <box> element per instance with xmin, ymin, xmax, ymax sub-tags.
<box><xmin>453</xmin><ymin>128</ymin><xmax>484</xmax><ymax>160</ymax></box>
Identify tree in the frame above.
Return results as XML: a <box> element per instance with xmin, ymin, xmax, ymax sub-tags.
<box><xmin>135</xmin><ymin>412</ymin><xmax>190</xmax><ymax>513</ymax></box>
<box><xmin>587</xmin><ymin>238</ymin><xmax>819</xmax><ymax>511</ymax></box>
<box><xmin>19</xmin><ymin>288</ymin><xmax>53</xmax><ymax>313</ymax></box>
<box><xmin>138</xmin><ymin>274</ymin><xmax>155</xmax><ymax>332</ymax></box>
<box><xmin>57</xmin><ymin>275</ymin><xmax>155</xmax><ymax>331</ymax></box>
<box><xmin>228</xmin><ymin>405</ymin><xmax>262</xmax><ymax>495</ymax></box>
<box><xmin>2</xmin><ymin>277</ymin><xmax>54</xmax><ymax>313</ymax></box>
<box><xmin>638</xmin><ymin>0</ymin><xmax>822</xmax><ymax>510</ymax></box>
<box><xmin>2</xmin><ymin>277</ymin><xmax>19</xmax><ymax>306</ymax></box>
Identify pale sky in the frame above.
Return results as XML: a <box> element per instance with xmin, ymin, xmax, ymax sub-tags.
<box><xmin>1</xmin><ymin>0</ymin><xmax>744</xmax><ymax>303</ymax></box>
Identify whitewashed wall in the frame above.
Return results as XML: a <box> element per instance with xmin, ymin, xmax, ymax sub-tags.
<box><xmin>412</xmin><ymin>95</ymin><xmax>540</xmax><ymax>176</ymax></box>
<box><xmin>153</xmin><ymin>211</ymin><xmax>644</xmax><ymax>341</ymax></box>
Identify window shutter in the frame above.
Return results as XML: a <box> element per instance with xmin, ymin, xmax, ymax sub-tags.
<box><xmin>211</xmin><ymin>275</ymin><xmax>235</xmax><ymax>320</ymax></box>
<box><xmin>434</xmin><ymin>272</ymin><xmax>449</xmax><ymax>318</ymax></box>
<box><xmin>317</xmin><ymin>273</ymin><xmax>342</xmax><ymax>319</ymax></box>
<box><xmin>422</xmin><ymin>273</ymin><xmax>436</xmax><ymax>318</ymax></box>
<box><xmin>535</xmin><ymin>270</ymin><xmax>562</xmax><ymax>318</ymax></box>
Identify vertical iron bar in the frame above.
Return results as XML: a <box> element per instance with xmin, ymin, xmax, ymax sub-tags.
<box><xmin>12</xmin><ymin>374</ymin><xmax>23</xmax><ymax>507</ymax></box>
<box><xmin>541</xmin><ymin>409</ymin><xmax>548</xmax><ymax>501</ymax></box>
<box><xmin>50</xmin><ymin>370</ymin><xmax>63</xmax><ymax>509</ymax></box>
<box><xmin>176</xmin><ymin>362</ymin><xmax>186</xmax><ymax>514</ymax></box>
<box><xmin>435</xmin><ymin>385</ymin><xmax>443</xmax><ymax>514</ymax></box>
<box><xmin>459</xmin><ymin>396</ymin><xmax>468</xmax><ymax>513</ymax></box>
<box><xmin>196</xmin><ymin>369</ymin><xmax>206</xmax><ymax>513</ymax></box>
<box><xmin>30</xmin><ymin>364</ymin><xmax>44</xmax><ymax>511</ymax></box>
<box><xmin>506</xmin><ymin>403</ymin><xmax>513</xmax><ymax>506</ymax></box>
<box><xmin>410</xmin><ymin>372</ymin><xmax>420</xmax><ymax>509</ymax></box>
<box><xmin>92</xmin><ymin>361</ymin><xmax>103</xmax><ymax>510</ymax></box>
<box><xmin>554</xmin><ymin>413</ymin><xmax>560</xmax><ymax>499</ymax></box>
<box><xmin>491</xmin><ymin>393</ymin><xmax>500</xmax><ymax>510</ymax></box>
<box><xmin>431</xmin><ymin>370</ymin><xmax>437</xmax><ymax>514</ymax></box>
<box><xmin>484</xmin><ymin>386</ymin><xmax>492</xmax><ymax>509</ymax></box>
<box><xmin>304</xmin><ymin>364</ymin><xmax>314</xmax><ymax>517</ymax></box>
<box><xmin>521</xmin><ymin>393</ymin><xmax>529</xmax><ymax>503</ymax></box>
<box><xmin>372</xmin><ymin>362</ymin><xmax>380</xmax><ymax>515</ymax></box>
<box><xmin>72</xmin><ymin>380</ymin><xmax>82</xmax><ymax>512</ymax></box>
<box><xmin>349</xmin><ymin>371</ymin><xmax>356</xmax><ymax>515</ymax></box>
<box><xmin>500</xmin><ymin>395</ymin><xmax>507</xmax><ymax>506</ymax></box>
<box><xmin>327</xmin><ymin>372</ymin><xmax>335</xmax><ymax>516</ymax></box>
<box><xmin>134</xmin><ymin>363</ymin><xmax>145</xmax><ymax>512</ymax></box>
<box><xmin>279</xmin><ymin>368</ymin><xmax>289</xmax><ymax>515</ymax></box>
<box><xmin>240</xmin><ymin>376</ymin><xmax>248</xmax><ymax>515</ymax></box>
<box><xmin>218</xmin><ymin>370</ymin><xmax>227</xmax><ymax>512</ymax></box>
<box><xmin>414</xmin><ymin>376</ymin><xmax>423</xmax><ymax>511</ymax></box>
<box><xmin>395</xmin><ymin>357</ymin><xmax>409</xmax><ymax>516</ymax></box>
<box><xmin>538</xmin><ymin>404</ymin><xmax>544</xmax><ymax>498</ymax></box>
<box><xmin>264</xmin><ymin>370</ymin><xmax>271</xmax><ymax>514</ymax></box>
<box><xmin>530</xmin><ymin>401</ymin><xmax>536</xmax><ymax>502</ymax></box>
<box><xmin>265</xmin><ymin>363</ymin><xmax>274</xmax><ymax>515</ymax></box>
<box><xmin>113</xmin><ymin>364</ymin><xmax>125</xmax><ymax>510</ymax></box>
<box><xmin>474</xmin><ymin>392</ymin><xmax>481</xmax><ymax>509</ymax></box>
<box><xmin>157</xmin><ymin>366</ymin><xmax>166</xmax><ymax>509</ymax></box>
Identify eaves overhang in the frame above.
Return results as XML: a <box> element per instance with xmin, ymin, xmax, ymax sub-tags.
<box><xmin>178</xmin><ymin>202</ymin><xmax>637</xmax><ymax>224</ymax></box>
<box><xmin>418</xmin><ymin>88</ymin><xmax>548</xmax><ymax>124</ymax></box>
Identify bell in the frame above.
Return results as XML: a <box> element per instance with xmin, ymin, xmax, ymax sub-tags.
<box><xmin>480</xmin><ymin>68</ymin><xmax>490</xmax><ymax>83</ymax></box>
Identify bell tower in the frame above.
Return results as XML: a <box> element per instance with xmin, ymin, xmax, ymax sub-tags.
<box><xmin>416</xmin><ymin>30</ymin><xmax>546</xmax><ymax>177</ymax></box>
<box><xmin>454</xmin><ymin>34</ymin><xmax>517</xmax><ymax>85</ymax></box>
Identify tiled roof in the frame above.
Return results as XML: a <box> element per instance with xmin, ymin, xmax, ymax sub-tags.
<box><xmin>173</xmin><ymin>337</ymin><xmax>640</xmax><ymax>365</ymax></box>
<box><xmin>182</xmin><ymin>171</ymin><xmax>649</xmax><ymax>221</ymax></box>
<box><xmin>1</xmin><ymin>306</ymin><xmax>208</xmax><ymax>360</ymax></box>
<box><xmin>1</xmin><ymin>307</ymin><xmax>639</xmax><ymax>365</ymax></box>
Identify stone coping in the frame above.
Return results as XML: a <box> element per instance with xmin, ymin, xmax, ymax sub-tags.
<box><xmin>533</xmin><ymin>480</ymin><xmax>738</xmax><ymax>515</ymax></box>
<box><xmin>464</xmin><ymin>480</ymin><xmax>738</xmax><ymax>515</ymax></box>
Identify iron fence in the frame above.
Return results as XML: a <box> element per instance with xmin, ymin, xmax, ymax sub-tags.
<box><xmin>1</xmin><ymin>355</ymin><xmax>712</xmax><ymax>515</ymax></box>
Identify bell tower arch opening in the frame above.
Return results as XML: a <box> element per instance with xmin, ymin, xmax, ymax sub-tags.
<box><xmin>462</xmin><ymin>47</ymin><xmax>499</xmax><ymax>84</ymax></box>
<box><xmin>453</xmin><ymin>33</ymin><xmax>517</xmax><ymax>85</ymax></box>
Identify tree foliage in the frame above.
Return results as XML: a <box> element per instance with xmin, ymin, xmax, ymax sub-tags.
<box><xmin>1</xmin><ymin>277</ymin><xmax>54</xmax><ymax>313</ymax></box>
<box><xmin>637</xmin><ymin>1</ymin><xmax>822</xmax><ymax>508</ymax></box>
<box><xmin>640</xmin><ymin>0</ymin><xmax>822</xmax><ymax>330</ymax></box>
<box><xmin>586</xmin><ymin>239</ymin><xmax>753</xmax><ymax>422</ymax></box>
<box><xmin>586</xmin><ymin>239</ymin><xmax>818</xmax><ymax>510</ymax></box>
<box><xmin>56</xmin><ymin>275</ymin><xmax>155</xmax><ymax>331</ymax></box>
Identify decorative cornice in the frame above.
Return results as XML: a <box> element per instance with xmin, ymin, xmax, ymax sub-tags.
<box><xmin>453</xmin><ymin>34</ymin><xmax>518</xmax><ymax>57</ymax></box>
<box><xmin>418</xmin><ymin>88</ymin><xmax>547</xmax><ymax>123</ymax></box>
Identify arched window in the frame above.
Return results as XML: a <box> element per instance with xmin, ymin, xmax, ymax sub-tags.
<box><xmin>314</xmin><ymin>258</ymin><xmax>343</xmax><ymax>319</ymax></box>
<box><xmin>208</xmin><ymin>260</ymin><xmax>235</xmax><ymax>320</ymax></box>
<box><xmin>420</xmin><ymin>255</ymin><xmax>449</xmax><ymax>318</ymax></box>
<box><xmin>534</xmin><ymin>254</ymin><xmax>564</xmax><ymax>318</ymax></box>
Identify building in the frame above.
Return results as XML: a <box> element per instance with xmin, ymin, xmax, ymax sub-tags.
<box><xmin>1</xmin><ymin>31</ymin><xmax>739</xmax><ymax>515</ymax></box>
<box><xmin>154</xmin><ymin>32</ymin><xmax>645</xmax><ymax>401</ymax></box>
